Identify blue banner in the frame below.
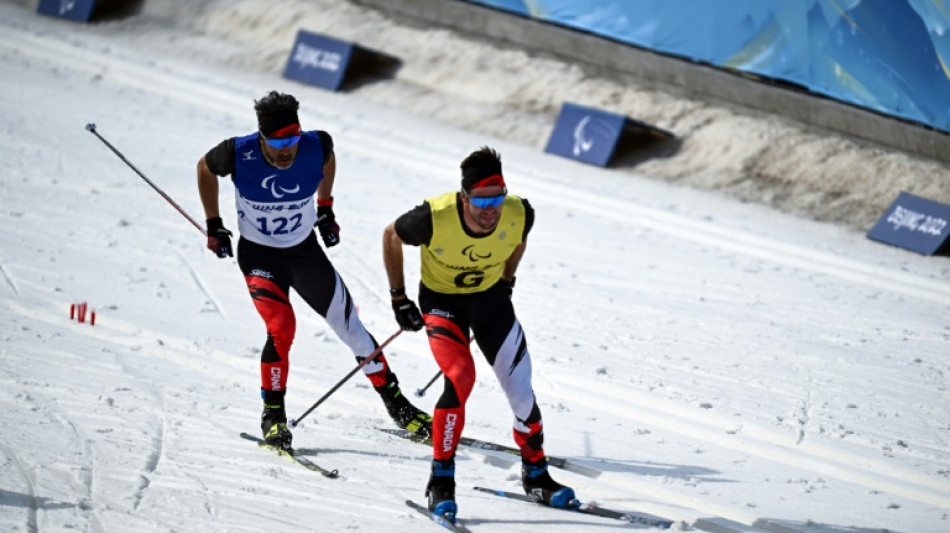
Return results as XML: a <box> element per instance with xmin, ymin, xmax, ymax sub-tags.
<box><xmin>464</xmin><ymin>0</ymin><xmax>950</xmax><ymax>133</ymax></box>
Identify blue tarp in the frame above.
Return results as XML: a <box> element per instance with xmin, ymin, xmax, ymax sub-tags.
<box><xmin>464</xmin><ymin>0</ymin><xmax>950</xmax><ymax>133</ymax></box>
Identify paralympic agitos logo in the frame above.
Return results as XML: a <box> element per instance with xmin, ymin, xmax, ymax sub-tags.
<box><xmin>450</xmin><ymin>246</ymin><xmax>492</xmax><ymax>287</ymax></box>
<box><xmin>462</xmin><ymin>245</ymin><xmax>491</xmax><ymax>262</ymax></box>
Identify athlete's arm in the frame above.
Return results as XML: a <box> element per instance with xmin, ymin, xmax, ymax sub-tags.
<box><xmin>317</xmin><ymin>151</ymin><xmax>336</xmax><ymax>202</ymax></box>
<box><xmin>197</xmin><ymin>156</ymin><xmax>221</xmax><ymax>220</ymax></box>
<box><xmin>503</xmin><ymin>241</ymin><xmax>526</xmax><ymax>282</ymax></box>
<box><xmin>385</xmin><ymin>202</ymin><xmax>432</xmax><ymax>295</ymax></box>
<box><xmin>503</xmin><ymin>198</ymin><xmax>533</xmax><ymax>281</ymax></box>
<box><xmin>382</xmin><ymin>221</ymin><xmax>408</xmax><ymax>295</ymax></box>
<box><xmin>197</xmin><ymin>138</ymin><xmax>236</xmax><ymax>220</ymax></box>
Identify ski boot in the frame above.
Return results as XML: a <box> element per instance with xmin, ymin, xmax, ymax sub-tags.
<box><xmin>522</xmin><ymin>457</ymin><xmax>575</xmax><ymax>508</ymax></box>
<box><xmin>261</xmin><ymin>389</ymin><xmax>293</xmax><ymax>452</ymax></box>
<box><xmin>378</xmin><ymin>382</ymin><xmax>433</xmax><ymax>438</ymax></box>
<box><xmin>426</xmin><ymin>458</ymin><xmax>458</xmax><ymax>522</ymax></box>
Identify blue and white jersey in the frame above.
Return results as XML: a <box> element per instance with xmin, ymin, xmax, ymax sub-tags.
<box><xmin>232</xmin><ymin>131</ymin><xmax>325</xmax><ymax>248</ymax></box>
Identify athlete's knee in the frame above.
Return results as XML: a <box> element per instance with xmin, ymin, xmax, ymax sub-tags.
<box><xmin>247</xmin><ymin>277</ymin><xmax>297</xmax><ymax>344</ymax></box>
<box><xmin>265</xmin><ymin>309</ymin><xmax>296</xmax><ymax>351</ymax></box>
<box><xmin>435</xmin><ymin>375</ymin><xmax>474</xmax><ymax>410</ymax></box>
<box><xmin>447</xmin><ymin>363</ymin><xmax>476</xmax><ymax>403</ymax></box>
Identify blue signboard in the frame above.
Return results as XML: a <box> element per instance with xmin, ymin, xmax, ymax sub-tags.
<box><xmin>544</xmin><ymin>102</ymin><xmax>673</xmax><ymax>167</ymax></box>
<box><xmin>867</xmin><ymin>192</ymin><xmax>950</xmax><ymax>256</ymax></box>
<box><xmin>37</xmin><ymin>0</ymin><xmax>96</xmax><ymax>22</ymax></box>
<box><xmin>283</xmin><ymin>31</ymin><xmax>355</xmax><ymax>92</ymax></box>
<box><xmin>544</xmin><ymin>103</ymin><xmax>627</xmax><ymax>167</ymax></box>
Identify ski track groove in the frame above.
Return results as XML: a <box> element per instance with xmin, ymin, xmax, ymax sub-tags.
<box><xmin>0</xmin><ymin>440</ymin><xmax>40</xmax><ymax>533</ymax></box>
<box><xmin>42</xmin><ymin>393</ymin><xmax>108</xmax><ymax>533</ymax></box>
<box><xmin>175</xmin><ymin>249</ymin><xmax>226</xmax><ymax>321</ymax></box>
<box><xmin>794</xmin><ymin>394</ymin><xmax>810</xmax><ymax>446</ymax></box>
<box><xmin>132</xmin><ymin>413</ymin><xmax>165</xmax><ymax>513</ymax></box>
<box><xmin>0</xmin><ymin>261</ymin><xmax>20</xmax><ymax>299</ymax></box>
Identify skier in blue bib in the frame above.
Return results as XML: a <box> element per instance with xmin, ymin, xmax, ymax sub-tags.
<box><xmin>196</xmin><ymin>91</ymin><xmax>431</xmax><ymax>451</ymax></box>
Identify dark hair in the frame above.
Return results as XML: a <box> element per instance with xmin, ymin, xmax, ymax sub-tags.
<box><xmin>255</xmin><ymin>91</ymin><xmax>300</xmax><ymax>136</ymax></box>
<box><xmin>460</xmin><ymin>147</ymin><xmax>502</xmax><ymax>191</ymax></box>
<box><xmin>254</xmin><ymin>91</ymin><xmax>299</xmax><ymax>115</ymax></box>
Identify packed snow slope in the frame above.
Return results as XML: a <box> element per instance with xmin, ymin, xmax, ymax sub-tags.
<box><xmin>1</xmin><ymin>2</ymin><xmax>949</xmax><ymax>533</ymax></box>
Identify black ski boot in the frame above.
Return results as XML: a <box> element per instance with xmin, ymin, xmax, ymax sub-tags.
<box><xmin>377</xmin><ymin>382</ymin><xmax>433</xmax><ymax>438</ymax></box>
<box><xmin>426</xmin><ymin>457</ymin><xmax>457</xmax><ymax>521</ymax></box>
<box><xmin>522</xmin><ymin>457</ymin><xmax>575</xmax><ymax>508</ymax></box>
<box><xmin>261</xmin><ymin>389</ymin><xmax>293</xmax><ymax>452</ymax></box>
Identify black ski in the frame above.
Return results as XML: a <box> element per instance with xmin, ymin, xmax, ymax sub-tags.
<box><xmin>239</xmin><ymin>432</ymin><xmax>339</xmax><ymax>478</ymax></box>
<box><xmin>379</xmin><ymin>428</ymin><xmax>599</xmax><ymax>478</ymax></box>
<box><xmin>473</xmin><ymin>486</ymin><xmax>674</xmax><ymax>529</ymax></box>
<box><xmin>406</xmin><ymin>499</ymin><xmax>472</xmax><ymax>533</ymax></box>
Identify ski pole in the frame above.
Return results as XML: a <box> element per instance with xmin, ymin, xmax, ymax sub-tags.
<box><xmin>85</xmin><ymin>123</ymin><xmax>206</xmax><ymax>236</ymax></box>
<box><xmin>290</xmin><ymin>328</ymin><xmax>403</xmax><ymax>428</ymax></box>
<box><xmin>414</xmin><ymin>370</ymin><xmax>442</xmax><ymax>398</ymax></box>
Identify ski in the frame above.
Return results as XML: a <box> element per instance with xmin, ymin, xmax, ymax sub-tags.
<box><xmin>406</xmin><ymin>499</ymin><xmax>472</xmax><ymax>533</ymax></box>
<box><xmin>239</xmin><ymin>432</ymin><xmax>339</xmax><ymax>478</ymax></box>
<box><xmin>473</xmin><ymin>486</ymin><xmax>674</xmax><ymax>529</ymax></box>
<box><xmin>379</xmin><ymin>428</ymin><xmax>599</xmax><ymax>478</ymax></box>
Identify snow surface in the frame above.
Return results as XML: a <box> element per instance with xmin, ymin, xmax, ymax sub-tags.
<box><xmin>1</xmin><ymin>2</ymin><xmax>949</xmax><ymax>533</ymax></box>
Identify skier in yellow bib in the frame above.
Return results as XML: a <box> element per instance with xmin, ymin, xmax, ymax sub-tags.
<box><xmin>382</xmin><ymin>146</ymin><xmax>574</xmax><ymax>522</ymax></box>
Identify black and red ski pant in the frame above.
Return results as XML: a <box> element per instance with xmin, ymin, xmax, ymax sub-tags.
<box><xmin>419</xmin><ymin>281</ymin><xmax>546</xmax><ymax>463</ymax></box>
<box><xmin>237</xmin><ymin>233</ymin><xmax>396</xmax><ymax>394</ymax></box>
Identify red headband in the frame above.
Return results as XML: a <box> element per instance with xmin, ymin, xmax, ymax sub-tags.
<box><xmin>266</xmin><ymin>123</ymin><xmax>301</xmax><ymax>138</ymax></box>
<box><xmin>468</xmin><ymin>174</ymin><xmax>506</xmax><ymax>191</ymax></box>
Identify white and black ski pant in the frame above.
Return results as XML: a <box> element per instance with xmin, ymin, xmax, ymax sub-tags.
<box><xmin>418</xmin><ymin>281</ymin><xmax>545</xmax><ymax>463</ymax></box>
<box><xmin>237</xmin><ymin>232</ymin><xmax>396</xmax><ymax>393</ymax></box>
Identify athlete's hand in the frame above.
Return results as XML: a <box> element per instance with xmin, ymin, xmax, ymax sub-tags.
<box><xmin>206</xmin><ymin>217</ymin><xmax>233</xmax><ymax>258</ymax></box>
<box><xmin>501</xmin><ymin>276</ymin><xmax>516</xmax><ymax>298</ymax></box>
<box><xmin>392</xmin><ymin>297</ymin><xmax>424</xmax><ymax>331</ymax></box>
<box><xmin>316</xmin><ymin>203</ymin><xmax>340</xmax><ymax>248</ymax></box>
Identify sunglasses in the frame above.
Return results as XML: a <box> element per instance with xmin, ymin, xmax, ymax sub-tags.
<box><xmin>261</xmin><ymin>133</ymin><xmax>301</xmax><ymax>149</ymax></box>
<box><xmin>467</xmin><ymin>193</ymin><xmax>506</xmax><ymax>209</ymax></box>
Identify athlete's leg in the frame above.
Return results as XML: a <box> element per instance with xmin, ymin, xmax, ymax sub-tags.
<box><xmin>290</xmin><ymin>236</ymin><xmax>430</xmax><ymax>433</ymax></box>
<box><xmin>237</xmin><ymin>238</ymin><xmax>295</xmax><ymax>393</ymax></box>
<box><xmin>472</xmin><ymin>284</ymin><xmax>573</xmax><ymax>506</ymax></box>
<box><xmin>238</xmin><ymin>238</ymin><xmax>297</xmax><ymax>448</ymax></box>
<box><xmin>289</xmin><ymin>236</ymin><xmax>396</xmax><ymax>387</ymax></box>
<box><xmin>419</xmin><ymin>289</ymin><xmax>475</xmax><ymax>461</ymax></box>
<box><xmin>471</xmin><ymin>284</ymin><xmax>544</xmax><ymax>462</ymax></box>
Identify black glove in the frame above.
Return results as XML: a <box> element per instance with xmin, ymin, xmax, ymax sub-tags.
<box><xmin>206</xmin><ymin>217</ymin><xmax>233</xmax><ymax>258</ymax></box>
<box><xmin>501</xmin><ymin>276</ymin><xmax>516</xmax><ymax>298</ymax></box>
<box><xmin>316</xmin><ymin>202</ymin><xmax>340</xmax><ymax>248</ymax></box>
<box><xmin>392</xmin><ymin>297</ymin><xmax>424</xmax><ymax>331</ymax></box>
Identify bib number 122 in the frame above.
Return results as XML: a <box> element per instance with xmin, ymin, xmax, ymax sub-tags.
<box><xmin>255</xmin><ymin>214</ymin><xmax>303</xmax><ymax>236</ymax></box>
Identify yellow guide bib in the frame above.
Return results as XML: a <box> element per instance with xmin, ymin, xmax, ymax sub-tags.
<box><xmin>421</xmin><ymin>192</ymin><xmax>526</xmax><ymax>294</ymax></box>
